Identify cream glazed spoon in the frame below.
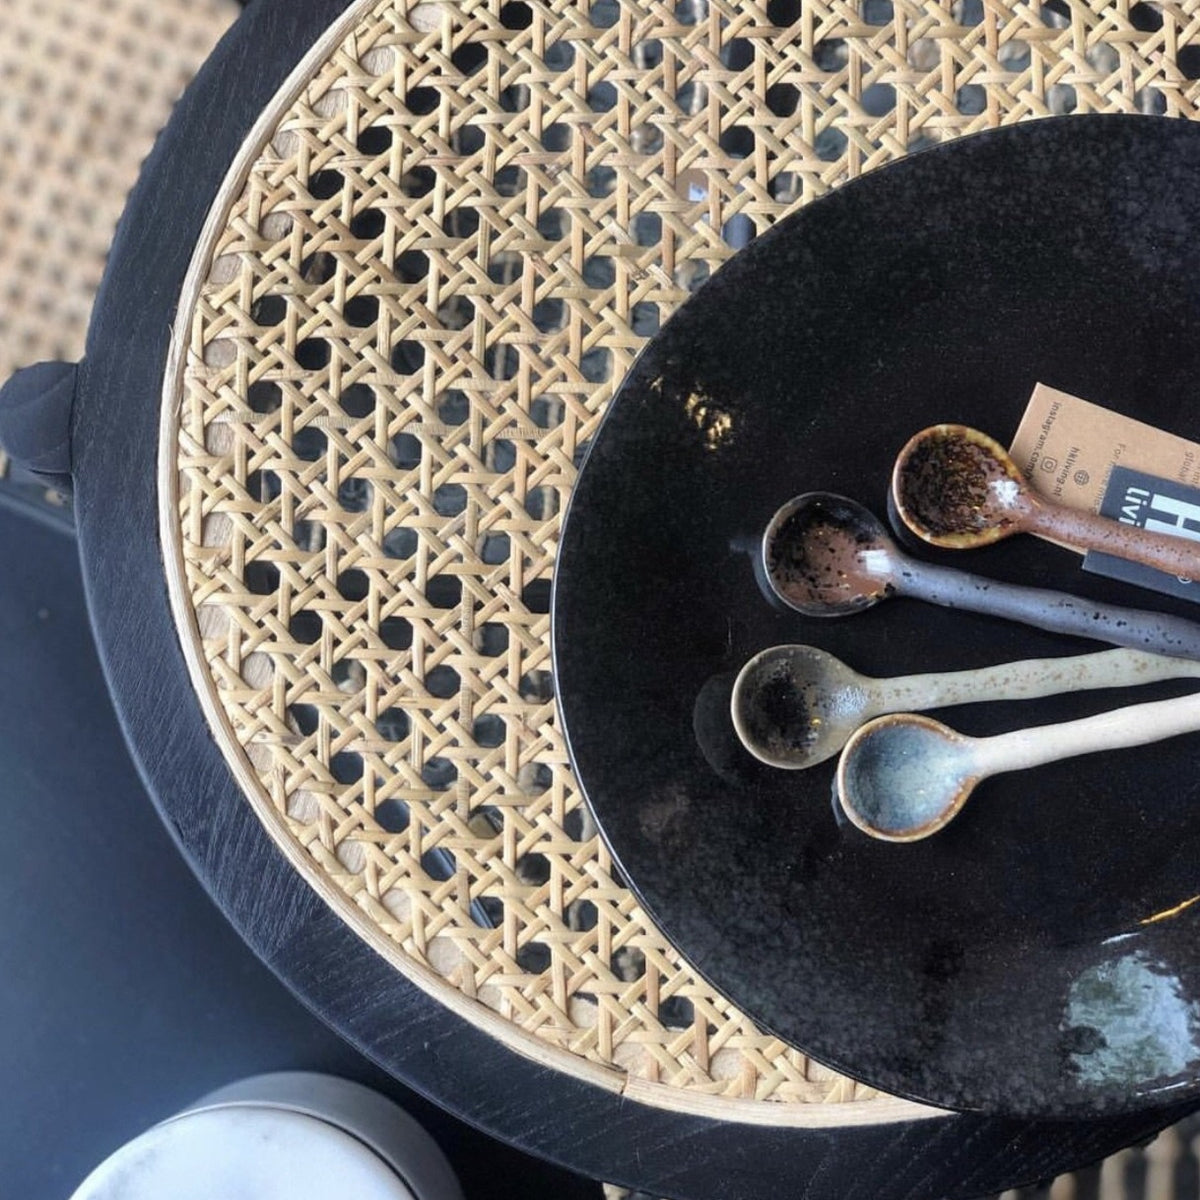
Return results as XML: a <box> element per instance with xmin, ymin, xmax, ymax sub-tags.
<box><xmin>731</xmin><ymin>643</ymin><xmax>1200</xmax><ymax>770</ymax></box>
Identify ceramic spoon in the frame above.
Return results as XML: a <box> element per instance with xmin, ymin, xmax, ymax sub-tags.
<box><xmin>762</xmin><ymin>492</ymin><xmax>1200</xmax><ymax>660</ymax></box>
<box><xmin>837</xmin><ymin>690</ymin><xmax>1200</xmax><ymax>842</ymax></box>
<box><xmin>892</xmin><ymin>424</ymin><xmax>1200</xmax><ymax>576</ymax></box>
<box><xmin>730</xmin><ymin>643</ymin><xmax>1200</xmax><ymax>770</ymax></box>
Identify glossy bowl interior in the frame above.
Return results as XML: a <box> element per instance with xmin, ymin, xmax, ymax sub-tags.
<box><xmin>553</xmin><ymin>115</ymin><xmax>1200</xmax><ymax>1118</ymax></box>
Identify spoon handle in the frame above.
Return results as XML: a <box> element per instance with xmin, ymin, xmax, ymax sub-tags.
<box><xmin>879</xmin><ymin>647</ymin><xmax>1200</xmax><ymax>713</ymax></box>
<box><xmin>973</xmin><ymin>686</ymin><xmax>1200</xmax><ymax>778</ymax></box>
<box><xmin>895</xmin><ymin>557</ymin><xmax>1200</xmax><ymax>660</ymax></box>
<box><xmin>1029</xmin><ymin>500</ymin><xmax>1200</xmax><ymax>578</ymax></box>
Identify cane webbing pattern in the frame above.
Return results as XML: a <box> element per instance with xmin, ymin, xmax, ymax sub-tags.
<box><xmin>166</xmin><ymin>0</ymin><xmax>1200</xmax><ymax>1112</ymax></box>
<box><xmin>0</xmin><ymin>0</ymin><xmax>236</xmax><ymax>386</ymax></box>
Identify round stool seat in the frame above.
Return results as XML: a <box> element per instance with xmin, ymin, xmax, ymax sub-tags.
<box><xmin>55</xmin><ymin>0</ymin><xmax>1200</xmax><ymax>1192</ymax></box>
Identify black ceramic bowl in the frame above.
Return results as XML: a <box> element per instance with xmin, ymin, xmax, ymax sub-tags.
<box><xmin>553</xmin><ymin>114</ymin><xmax>1200</xmax><ymax>1118</ymax></box>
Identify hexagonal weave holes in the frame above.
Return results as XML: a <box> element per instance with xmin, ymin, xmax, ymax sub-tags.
<box><xmin>165</xmin><ymin>0</ymin><xmax>1200</xmax><ymax>1112</ymax></box>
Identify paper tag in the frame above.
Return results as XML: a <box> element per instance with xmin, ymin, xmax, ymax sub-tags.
<box><xmin>1082</xmin><ymin>466</ymin><xmax>1200</xmax><ymax>602</ymax></box>
<box><xmin>1008</xmin><ymin>383</ymin><xmax>1200</xmax><ymax>520</ymax></box>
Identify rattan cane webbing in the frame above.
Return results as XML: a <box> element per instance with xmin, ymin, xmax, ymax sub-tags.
<box><xmin>164</xmin><ymin>0</ymin><xmax>1200</xmax><ymax>1116</ymax></box>
<box><xmin>0</xmin><ymin>0</ymin><xmax>236</xmax><ymax>387</ymax></box>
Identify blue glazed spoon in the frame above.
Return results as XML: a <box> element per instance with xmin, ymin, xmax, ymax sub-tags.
<box><xmin>837</xmin><ymin>692</ymin><xmax>1200</xmax><ymax>842</ymax></box>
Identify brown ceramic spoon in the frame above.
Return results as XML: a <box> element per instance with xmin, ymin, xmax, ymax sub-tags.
<box><xmin>892</xmin><ymin>423</ymin><xmax>1200</xmax><ymax>578</ymax></box>
<box><xmin>762</xmin><ymin>492</ymin><xmax>1200</xmax><ymax>659</ymax></box>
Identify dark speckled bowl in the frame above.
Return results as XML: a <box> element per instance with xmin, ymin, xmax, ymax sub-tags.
<box><xmin>553</xmin><ymin>115</ymin><xmax>1200</xmax><ymax>1118</ymax></box>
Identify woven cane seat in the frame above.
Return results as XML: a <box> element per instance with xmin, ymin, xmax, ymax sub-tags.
<box><xmin>0</xmin><ymin>0</ymin><xmax>234</xmax><ymax>484</ymax></box>
<box><xmin>0</xmin><ymin>0</ymin><xmax>234</xmax><ymax>383</ymax></box>
<box><xmin>162</xmin><ymin>0</ymin><xmax>1200</xmax><ymax>1118</ymax></box>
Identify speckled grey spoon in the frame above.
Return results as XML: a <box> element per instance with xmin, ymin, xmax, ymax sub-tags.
<box><xmin>731</xmin><ymin>643</ymin><xmax>1200</xmax><ymax>770</ymax></box>
<box><xmin>837</xmin><ymin>690</ymin><xmax>1200</xmax><ymax>842</ymax></box>
<box><xmin>763</xmin><ymin>492</ymin><xmax>1200</xmax><ymax>660</ymax></box>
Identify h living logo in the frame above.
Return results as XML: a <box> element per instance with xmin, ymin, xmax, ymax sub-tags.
<box><xmin>1086</xmin><ymin>466</ymin><xmax>1200</xmax><ymax>603</ymax></box>
<box><xmin>1118</xmin><ymin>485</ymin><xmax>1200</xmax><ymax>543</ymax></box>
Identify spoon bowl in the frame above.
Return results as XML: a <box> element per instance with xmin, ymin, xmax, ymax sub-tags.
<box><xmin>730</xmin><ymin>645</ymin><xmax>870</xmax><ymax>769</ymax></box>
<box><xmin>761</xmin><ymin>492</ymin><xmax>895</xmax><ymax>616</ymax></box>
<box><xmin>837</xmin><ymin>713</ymin><xmax>977</xmax><ymax>841</ymax></box>
<box><xmin>892</xmin><ymin>424</ymin><xmax>1027</xmax><ymax>550</ymax></box>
